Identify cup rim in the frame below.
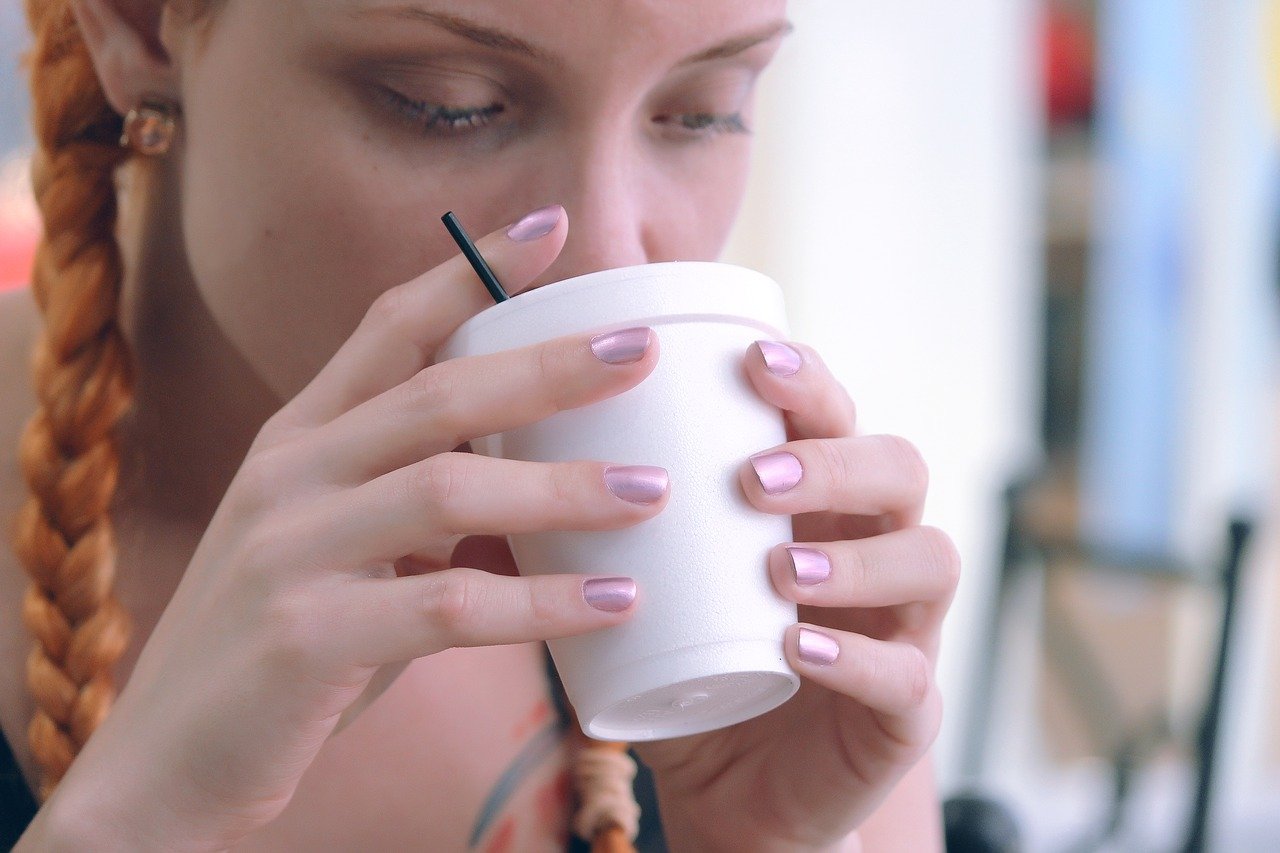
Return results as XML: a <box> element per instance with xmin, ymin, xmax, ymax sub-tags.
<box><xmin>450</xmin><ymin>259</ymin><xmax>780</xmax><ymax>343</ymax></box>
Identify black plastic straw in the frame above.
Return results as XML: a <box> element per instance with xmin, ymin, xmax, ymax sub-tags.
<box><xmin>441</xmin><ymin>211</ymin><xmax>510</xmax><ymax>304</ymax></box>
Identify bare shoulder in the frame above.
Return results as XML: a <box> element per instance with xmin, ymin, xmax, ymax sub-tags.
<box><xmin>0</xmin><ymin>285</ymin><xmax>42</xmax><ymax>797</ymax></box>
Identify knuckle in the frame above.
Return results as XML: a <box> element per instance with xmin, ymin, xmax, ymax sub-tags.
<box><xmin>235</xmin><ymin>512</ymin><xmax>325</xmax><ymax>581</ymax></box>
<box><xmin>403</xmin><ymin>365</ymin><xmax>456</xmax><ymax>414</ymax></box>
<box><xmin>845</xmin><ymin>542</ymin><xmax>873</xmax><ymax>592</ymax></box>
<box><xmin>816</xmin><ymin>439</ymin><xmax>855</xmax><ymax>489</ymax></box>
<box><xmin>524</xmin><ymin>578</ymin><xmax>563</xmax><ymax>630</ymax></box>
<box><xmin>901</xmin><ymin>645</ymin><xmax>933</xmax><ymax>709</ymax></box>
<box><xmin>536</xmin><ymin>341</ymin><xmax>575</xmax><ymax>410</ymax></box>
<box><xmin>421</xmin><ymin>568</ymin><xmax>485</xmax><ymax>638</ymax></box>
<box><xmin>233</xmin><ymin>444</ymin><xmax>297</xmax><ymax>515</ymax></box>
<box><xmin>918</xmin><ymin>526</ymin><xmax>962</xmax><ymax>594</ymax></box>
<box><xmin>366</xmin><ymin>286</ymin><xmax>411</xmax><ymax>328</ymax></box>
<box><xmin>402</xmin><ymin>366</ymin><xmax>460</xmax><ymax>442</ymax></box>
<box><xmin>881</xmin><ymin>435</ymin><xmax>929</xmax><ymax>495</ymax></box>
<box><xmin>253</xmin><ymin>411</ymin><xmax>299</xmax><ymax>451</ymax></box>
<box><xmin>411</xmin><ymin>454</ymin><xmax>469</xmax><ymax>513</ymax></box>
<box><xmin>260</xmin><ymin>588</ymin><xmax>324</xmax><ymax>673</ymax></box>
<box><xmin>237</xmin><ymin>527</ymin><xmax>285</xmax><ymax>575</ymax></box>
<box><xmin>548</xmin><ymin>462</ymin><xmax>587</xmax><ymax>512</ymax></box>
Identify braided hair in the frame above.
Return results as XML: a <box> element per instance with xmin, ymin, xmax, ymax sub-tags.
<box><xmin>16</xmin><ymin>0</ymin><xmax>136</xmax><ymax>803</ymax></box>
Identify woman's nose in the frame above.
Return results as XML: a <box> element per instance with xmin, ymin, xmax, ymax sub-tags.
<box><xmin>532</xmin><ymin>134</ymin><xmax>654</xmax><ymax>284</ymax></box>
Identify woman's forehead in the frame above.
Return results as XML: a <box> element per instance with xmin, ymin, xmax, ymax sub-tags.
<box><xmin>299</xmin><ymin>0</ymin><xmax>791</xmax><ymax>66</ymax></box>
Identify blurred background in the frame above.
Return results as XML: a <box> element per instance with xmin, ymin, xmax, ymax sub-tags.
<box><xmin>3</xmin><ymin>1</ymin><xmax>1279</xmax><ymax>850</ymax></box>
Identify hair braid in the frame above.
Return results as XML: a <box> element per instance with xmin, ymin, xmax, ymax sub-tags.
<box><xmin>14</xmin><ymin>0</ymin><xmax>136</xmax><ymax>803</ymax></box>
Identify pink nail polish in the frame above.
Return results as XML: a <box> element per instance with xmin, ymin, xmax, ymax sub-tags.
<box><xmin>591</xmin><ymin>327</ymin><xmax>653</xmax><ymax>364</ymax></box>
<box><xmin>604</xmin><ymin>465</ymin><xmax>669</xmax><ymax>504</ymax></box>
<box><xmin>507</xmin><ymin>204</ymin><xmax>562</xmax><ymax>242</ymax></box>
<box><xmin>798</xmin><ymin>627</ymin><xmax>840</xmax><ymax>666</ymax></box>
<box><xmin>750</xmin><ymin>451</ymin><xmax>803</xmax><ymax>495</ymax></box>
<box><xmin>786</xmin><ymin>547</ymin><xmax>831</xmax><ymax>585</ymax></box>
<box><xmin>583</xmin><ymin>577</ymin><xmax>637</xmax><ymax>612</ymax></box>
<box><xmin>757</xmin><ymin>341</ymin><xmax>802</xmax><ymax>376</ymax></box>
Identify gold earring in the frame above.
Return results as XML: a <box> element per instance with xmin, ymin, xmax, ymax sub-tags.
<box><xmin>119</xmin><ymin>97</ymin><xmax>180</xmax><ymax>156</ymax></box>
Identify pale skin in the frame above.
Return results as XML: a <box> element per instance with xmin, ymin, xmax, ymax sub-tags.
<box><xmin>7</xmin><ymin>0</ymin><xmax>955</xmax><ymax>849</ymax></box>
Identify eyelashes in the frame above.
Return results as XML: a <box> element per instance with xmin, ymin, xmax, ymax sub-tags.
<box><xmin>376</xmin><ymin>86</ymin><xmax>506</xmax><ymax>133</ymax></box>
<box><xmin>375</xmin><ymin>85</ymin><xmax>750</xmax><ymax>140</ymax></box>
<box><xmin>653</xmin><ymin>112</ymin><xmax>749</xmax><ymax>135</ymax></box>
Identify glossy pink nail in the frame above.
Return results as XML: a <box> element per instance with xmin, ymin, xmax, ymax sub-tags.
<box><xmin>756</xmin><ymin>341</ymin><xmax>802</xmax><ymax>376</ymax></box>
<box><xmin>786</xmin><ymin>547</ymin><xmax>831</xmax><ymax>585</ymax></box>
<box><xmin>798</xmin><ymin>627</ymin><xmax>840</xmax><ymax>666</ymax></box>
<box><xmin>507</xmin><ymin>204</ymin><xmax>562</xmax><ymax>242</ymax></box>
<box><xmin>591</xmin><ymin>327</ymin><xmax>653</xmax><ymax>364</ymax></box>
<box><xmin>604</xmin><ymin>465</ymin><xmax>669</xmax><ymax>504</ymax></box>
<box><xmin>750</xmin><ymin>451</ymin><xmax>803</xmax><ymax>495</ymax></box>
<box><xmin>583</xmin><ymin>577</ymin><xmax>637</xmax><ymax>612</ymax></box>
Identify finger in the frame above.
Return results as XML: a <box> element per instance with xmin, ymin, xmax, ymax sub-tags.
<box><xmin>745</xmin><ymin>340</ymin><xmax>857</xmax><ymax>440</ymax></box>
<box><xmin>303</xmin><ymin>326</ymin><xmax>659</xmax><ymax>485</ymax></box>
<box><xmin>785</xmin><ymin>624</ymin><xmax>941</xmax><ymax>742</ymax></box>
<box><xmin>313</xmin><ymin>454</ymin><xmax>670</xmax><ymax>569</ymax></box>
<box><xmin>740</xmin><ymin>435</ymin><xmax>929</xmax><ymax>525</ymax></box>
<box><xmin>767</xmin><ymin>526</ymin><xmax>961</xmax><ymax>610</ymax></box>
<box><xmin>277</xmin><ymin>204</ymin><xmax>569</xmax><ymax>431</ymax></box>
<box><xmin>328</xmin><ymin>569</ymin><xmax>640</xmax><ymax>668</ymax></box>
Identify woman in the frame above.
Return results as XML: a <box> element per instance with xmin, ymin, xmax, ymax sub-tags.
<box><xmin>2</xmin><ymin>0</ymin><xmax>959</xmax><ymax>849</ymax></box>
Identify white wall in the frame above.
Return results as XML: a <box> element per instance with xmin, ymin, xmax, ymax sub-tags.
<box><xmin>721</xmin><ymin>0</ymin><xmax>1043</xmax><ymax>790</ymax></box>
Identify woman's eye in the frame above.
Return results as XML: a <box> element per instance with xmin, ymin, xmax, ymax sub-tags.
<box><xmin>376</xmin><ymin>86</ymin><xmax>505</xmax><ymax>135</ymax></box>
<box><xmin>653</xmin><ymin>112</ymin><xmax>751</xmax><ymax>137</ymax></box>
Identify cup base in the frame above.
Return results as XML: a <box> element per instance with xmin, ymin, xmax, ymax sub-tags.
<box><xmin>575</xmin><ymin>640</ymin><xmax>801</xmax><ymax>741</ymax></box>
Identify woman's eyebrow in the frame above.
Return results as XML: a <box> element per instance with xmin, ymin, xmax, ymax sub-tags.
<box><xmin>348</xmin><ymin>5</ymin><xmax>794</xmax><ymax>69</ymax></box>
<box><xmin>676</xmin><ymin>20</ymin><xmax>795</xmax><ymax>66</ymax></box>
<box><xmin>349</xmin><ymin>6</ymin><xmax>561</xmax><ymax>67</ymax></box>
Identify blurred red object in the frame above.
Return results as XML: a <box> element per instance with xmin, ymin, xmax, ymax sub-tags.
<box><xmin>1043</xmin><ymin>1</ymin><xmax>1095</xmax><ymax>127</ymax></box>
<box><xmin>0</xmin><ymin>227</ymin><xmax>35</xmax><ymax>292</ymax></box>
<box><xmin>0</xmin><ymin>151</ymin><xmax>38</xmax><ymax>293</ymax></box>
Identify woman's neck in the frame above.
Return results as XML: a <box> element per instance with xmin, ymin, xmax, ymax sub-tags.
<box><xmin>113</xmin><ymin>156</ymin><xmax>281</xmax><ymax>536</ymax></box>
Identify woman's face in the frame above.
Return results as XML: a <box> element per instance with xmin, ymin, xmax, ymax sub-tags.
<box><xmin>160</xmin><ymin>0</ymin><xmax>790</xmax><ymax>399</ymax></box>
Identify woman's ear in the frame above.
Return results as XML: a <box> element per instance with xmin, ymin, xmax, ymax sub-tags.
<box><xmin>70</xmin><ymin>0</ymin><xmax>179</xmax><ymax>116</ymax></box>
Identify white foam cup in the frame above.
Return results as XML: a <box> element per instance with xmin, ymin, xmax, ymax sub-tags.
<box><xmin>438</xmin><ymin>261</ymin><xmax>801</xmax><ymax>741</ymax></box>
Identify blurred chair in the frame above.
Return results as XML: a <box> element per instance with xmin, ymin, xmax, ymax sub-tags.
<box><xmin>944</xmin><ymin>790</ymin><xmax>1024</xmax><ymax>853</ymax></box>
<box><xmin>958</xmin><ymin>470</ymin><xmax>1253</xmax><ymax>853</ymax></box>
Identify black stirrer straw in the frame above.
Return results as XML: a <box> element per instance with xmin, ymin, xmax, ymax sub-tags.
<box><xmin>441</xmin><ymin>211</ymin><xmax>510</xmax><ymax>304</ymax></box>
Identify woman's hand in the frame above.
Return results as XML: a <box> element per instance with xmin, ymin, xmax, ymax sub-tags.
<box><xmin>35</xmin><ymin>206</ymin><xmax>673</xmax><ymax>851</ymax></box>
<box><xmin>631</xmin><ymin>340</ymin><xmax>958</xmax><ymax>852</ymax></box>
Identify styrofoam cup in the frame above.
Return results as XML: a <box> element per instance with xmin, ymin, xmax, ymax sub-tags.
<box><xmin>438</xmin><ymin>261</ymin><xmax>800</xmax><ymax>741</ymax></box>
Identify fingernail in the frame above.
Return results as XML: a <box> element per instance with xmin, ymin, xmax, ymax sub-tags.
<box><xmin>756</xmin><ymin>341</ymin><xmax>802</xmax><ymax>377</ymax></box>
<box><xmin>591</xmin><ymin>327</ymin><xmax>653</xmax><ymax>365</ymax></box>
<box><xmin>507</xmin><ymin>204</ymin><xmax>563</xmax><ymax>242</ymax></box>
<box><xmin>604</xmin><ymin>465</ymin><xmax>669</xmax><ymax>504</ymax></box>
<box><xmin>583</xmin><ymin>577</ymin><xmax>637</xmax><ymax>612</ymax></box>
<box><xmin>750</xmin><ymin>451</ymin><xmax>803</xmax><ymax>495</ymax></box>
<box><xmin>798</xmin><ymin>627</ymin><xmax>840</xmax><ymax>666</ymax></box>
<box><xmin>786</xmin><ymin>547</ymin><xmax>831</xmax><ymax>585</ymax></box>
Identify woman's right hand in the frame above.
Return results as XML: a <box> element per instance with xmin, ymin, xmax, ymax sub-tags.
<box><xmin>36</xmin><ymin>205</ymin><xmax>668</xmax><ymax>851</ymax></box>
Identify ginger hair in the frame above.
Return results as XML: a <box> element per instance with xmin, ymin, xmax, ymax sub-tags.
<box><xmin>15</xmin><ymin>2</ymin><xmax>641</xmax><ymax>849</ymax></box>
<box><xmin>16</xmin><ymin>0</ymin><xmax>136</xmax><ymax>804</ymax></box>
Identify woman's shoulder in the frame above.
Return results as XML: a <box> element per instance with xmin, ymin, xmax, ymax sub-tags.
<box><xmin>0</xmin><ymin>285</ymin><xmax>41</xmax><ymax>806</ymax></box>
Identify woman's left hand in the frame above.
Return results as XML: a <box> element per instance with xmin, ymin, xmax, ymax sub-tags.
<box><xmin>631</xmin><ymin>339</ymin><xmax>959</xmax><ymax>851</ymax></box>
